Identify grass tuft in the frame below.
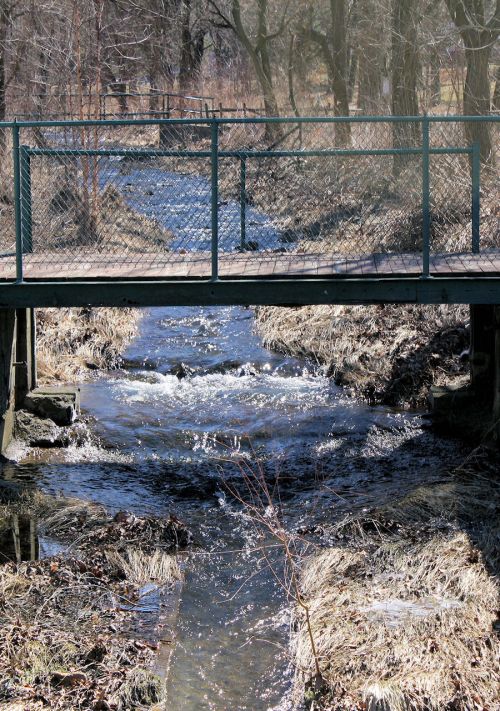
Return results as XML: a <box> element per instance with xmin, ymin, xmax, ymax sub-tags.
<box><xmin>292</xmin><ymin>469</ymin><xmax>500</xmax><ymax>710</ymax></box>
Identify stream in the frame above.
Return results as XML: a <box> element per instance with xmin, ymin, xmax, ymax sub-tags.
<box><xmin>3</xmin><ymin>163</ymin><xmax>467</xmax><ymax>710</ymax></box>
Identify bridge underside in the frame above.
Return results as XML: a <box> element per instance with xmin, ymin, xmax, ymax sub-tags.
<box><xmin>0</xmin><ymin>279</ymin><xmax>499</xmax><ymax>309</ymax></box>
<box><xmin>0</xmin><ymin>250</ymin><xmax>499</xmax><ymax>307</ymax></box>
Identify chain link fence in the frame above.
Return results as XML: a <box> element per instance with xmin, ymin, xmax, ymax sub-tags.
<box><xmin>0</xmin><ymin>116</ymin><xmax>498</xmax><ymax>281</ymax></box>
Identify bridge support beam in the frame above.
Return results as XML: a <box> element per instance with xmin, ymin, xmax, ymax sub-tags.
<box><xmin>469</xmin><ymin>304</ymin><xmax>500</xmax><ymax>433</ymax></box>
<box><xmin>14</xmin><ymin>309</ymin><xmax>37</xmax><ymax>409</ymax></box>
<box><xmin>0</xmin><ymin>308</ymin><xmax>36</xmax><ymax>454</ymax></box>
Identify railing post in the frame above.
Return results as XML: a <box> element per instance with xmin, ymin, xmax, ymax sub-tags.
<box><xmin>12</xmin><ymin>120</ymin><xmax>23</xmax><ymax>283</ymax></box>
<box><xmin>20</xmin><ymin>146</ymin><xmax>33</xmax><ymax>254</ymax></box>
<box><xmin>240</xmin><ymin>158</ymin><xmax>247</xmax><ymax>251</ymax></box>
<box><xmin>471</xmin><ymin>141</ymin><xmax>481</xmax><ymax>254</ymax></box>
<box><xmin>421</xmin><ymin>115</ymin><xmax>431</xmax><ymax>278</ymax></box>
<box><xmin>211</xmin><ymin>120</ymin><xmax>219</xmax><ymax>282</ymax></box>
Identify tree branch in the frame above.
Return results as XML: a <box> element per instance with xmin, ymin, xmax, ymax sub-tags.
<box><xmin>208</xmin><ymin>0</ymin><xmax>234</xmax><ymax>31</ymax></box>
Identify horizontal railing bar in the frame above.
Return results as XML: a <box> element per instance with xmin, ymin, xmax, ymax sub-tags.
<box><xmin>222</xmin><ymin>147</ymin><xmax>472</xmax><ymax>158</ymax></box>
<box><xmin>100</xmin><ymin>92</ymin><xmax>214</xmax><ymax>102</ymax></box>
<box><xmin>27</xmin><ymin>148</ymin><xmax>213</xmax><ymax>158</ymax></box>
<box><xmin>26</xmin><ymin>146</ymin><xmax>473</xmax><ymax>159</ymax></box>
<box><xmin>0</xmin><ymin>118</ymin><xmax>214</xmax><ymax>128</ymax></box>
<box><xmin>1</xmin><ymin>114</ymin><xmax>500</xmax><ymax>129</ymax></box>
<box><xmin>102</xmin><ymin>110</ymin><xmax>208</xmax><ymax>118</ymax></box>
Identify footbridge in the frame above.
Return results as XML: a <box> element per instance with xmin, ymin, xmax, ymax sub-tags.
<box><xmin>0</xmin><ymin>115</ymin><xmax>498</xmax><ymax>308</ymax></box>
<box><xmin>0</xmin><ymin>114</ymin><xmax>499</xmax><ymax>450</ymax></box>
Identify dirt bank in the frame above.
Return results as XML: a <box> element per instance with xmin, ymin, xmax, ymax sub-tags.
<box><xmin>255</xmin><ymin>304</ymin><xmax>469</xmax><ymax>409</ymax></box>
<box><xmin>292</xmin><ymin>452</ymin><xmax>500</xmax><ymax>710</ymax></box>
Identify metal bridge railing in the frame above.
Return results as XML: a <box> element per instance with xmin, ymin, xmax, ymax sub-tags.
<box><xmin>0</xmin><ymin>115</ymin><xmax>498</xmax><ymax>283</ymax></box>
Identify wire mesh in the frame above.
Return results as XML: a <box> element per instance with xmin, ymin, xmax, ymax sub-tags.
<box><xmin>218</xmin><ymin>120</ymin><xmax>424</xmax><ymax>260</ymax></box>
<box><xmin>0</xmin><ymin>116</ymin><xmax>497</xmax><ymax>281</ymax></box>
<box><xmin>0</xmin><ymin>129</ymin><xmax>15</xmax><ymax>281</ymax></box>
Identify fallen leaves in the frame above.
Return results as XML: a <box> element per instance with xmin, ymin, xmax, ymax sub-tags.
<box><xmin>0</xmin><ymin>504</ymin><xmax>190</xmax><ymax>710</ymax></box>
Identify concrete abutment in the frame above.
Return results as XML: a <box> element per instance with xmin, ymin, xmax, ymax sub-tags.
<box><xmin>431</xmin><ymin>304</ymin><xmax>500</xmax><ymax>441</ymax></box>
<box><xmin>0</xmin><ymin>308</ymin><xmax>36</xmax><ymax>453</ymax></box>
<box><xmin>0</xmin><ymin>309</ymin><xmax>82</xmax><ymax>454</ymax></box>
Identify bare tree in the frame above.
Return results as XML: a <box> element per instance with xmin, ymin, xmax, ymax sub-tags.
<box><xmin>0</xmin><ymin>0</ymin><xmax>24</xmax><ymax>126</ymax></box>
<box><xmin>210</xmin><ymin>0</ymin><xmax>284</xmax><ymax>125</ymax></box>
<box><xmin>356</xmin><ymin>0</ymin><xmax>387</xmax><ymax>113</ymax></box>
<box><xmin>178</xmin><ymin>0</ymin><xmax>207</xmax><ymax>94</ymax></box>
<box><xmin>444</xmin><ymin>0</ymin><xmax>500</xmax><ymax>161</ymax></box>
<box><xmin>493</xmin><ymin>63</ymin><xmax>500</xmax><ymax>110</ymax></box>
<box><xmin>302</xmin><ymin>0</ymin><xmax>351</xmax><ymax>143</ymax></box>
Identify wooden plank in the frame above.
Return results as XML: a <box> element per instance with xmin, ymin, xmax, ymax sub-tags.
<box><xmin>1</xmin><ymin>249</ymin><xmax>500</xmax><ymax>282</ymax></box>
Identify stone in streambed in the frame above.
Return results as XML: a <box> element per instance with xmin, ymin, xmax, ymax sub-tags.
<box><xmin>23</xmin><ymin>387</ymin><xmax>80</xmax><ymax>426</ymax></box>
<box><xmin>170</xmin><ymin>363</ymin><xmax>193</xmax><ymax>380</ymax></box>
<box><xmin>14</xmin><ymin>410</ymin><xmax>72</xmax><ymax>448</ymax></box>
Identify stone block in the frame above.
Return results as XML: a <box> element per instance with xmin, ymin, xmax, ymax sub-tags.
<box><xmin>23</xmin><ymin>387</ymin><xmax>80</xmax><ymax>426</ymax></box>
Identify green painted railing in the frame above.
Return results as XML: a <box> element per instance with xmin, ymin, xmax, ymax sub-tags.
<box><xmin>3</xmin><ymin>114</ymin><xmax>498</xmax><ymax>284</ymax></box>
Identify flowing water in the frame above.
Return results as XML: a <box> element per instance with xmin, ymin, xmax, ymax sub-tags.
<box><xmin>2</xmin><ymin>165</ymin><xmax>467</xmax><ymax>710</ymax></box>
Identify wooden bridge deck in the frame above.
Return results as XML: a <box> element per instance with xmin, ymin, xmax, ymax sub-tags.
<box><xmin>1</xmin><ymin>250</ymin><xmax>500</xmax><ymax>281</ymax></box>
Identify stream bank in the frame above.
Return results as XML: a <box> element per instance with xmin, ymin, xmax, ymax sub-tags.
<box><xmin>290</xmin><ymin>455</ymin><xmax>500</xmax><ymax>711</ymax></box>
<box><xmin>0</xmin><ymin>487</ymin><xmax>190</xmax><ymax>710</ymax></box>
<box><xmin>255</xmin><ymin>304</ymin><xmax>470</xmax><ymax>410</ymax></box>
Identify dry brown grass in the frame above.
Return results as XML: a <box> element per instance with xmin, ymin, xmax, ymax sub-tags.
<box><xmin>244</xmin><ymin>123</ymin><xmax>496</xmax><ymax>409</ymax></box>
<box><xmin>36</xmin><ymin>306</ymin><xmax>141</xmax><ymax>382</ymax></box>
<box><xmin>106</xmin><ymin>547</ymin><xmax>181</xmax><ymax>587</ymax></box>
<box><xmin>173</xmin><ymin>120</ymin><xmax>499</xmax><ymax>257</ymax></box>
<box><xmin>293</xmin><ymin>472</ymin><xmax>500</xmax><ymax>711</ymax></box>
<box><xmin>255</xmin><ymin>304</ymin><xmax>469</xmax><ymax>408</ymax></box>
<box><xmin>1</xmin><ymin>149</ymin><xmax>174</xmax><ymax>255</ymax></box>
<box><xmin>32</xmin><ymin>178</ymin><xmax>172</xmax><ymax>255</ymax></box>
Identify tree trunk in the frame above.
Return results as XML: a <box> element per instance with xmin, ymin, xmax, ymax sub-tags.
<box><xmin>492</xmin><ymin>64</ymin><xmax>500</xmax><ymax>111</ymax></box>
<box><xmin>391</xmin><ymin>0</ymin><xmax>420</xmax><ymax>174</ymax></box>
<box><xmin>0</xmin><ymin>6</ymin><xmax>8</xmax><ymax>150</ymax></box>
<box><xmin>428</xmin><ymin>47</ymin><xmax>441</xmax><ymax>108</ymax></box>
<box><xmin>213</xmin><ymin>31</ymin><xmax>226</xmax><ymax>95</ymax></box>
<box><xmin>149</xmin><ymin>77</ymin><xmax>159</xmax><ymax>114</ymax></box>
<box><xmin>356</xmin><ymin>0</ymin><xmax>383</xmax><ymax>114</ymax></box>
<box><xmin>257</xmin><ymin>48</ymin><xmax>279</xmax><ymax>118</ymax></box>
<box><xmin>0</xmin><ymin>43</ymin><xmax>5</xmax><ymax>149</ymax></box>
<box><xmin>306</xmin><ymin>1</ymin><xmax>350</xmax><ymax>144</ymax></box>
<box><xmin>179</xmin><ymin>0</ymin><xmax>192</xmax><ymax>94</ymax></box>
<box><xmin>0</xmin><ymin>39</ymin><xmax>4</xmax><ymax>121</ymax></box>
<box><xmin>348</xmin><ymin>48</ymin><xmax>358</xmax><ymax>104</ymax></box>
<box><xmin>230</xmin><ymin>0</ymin><xmax>281</xmax><ymax>141</ymax></box>
<box><xmin>148</xmin><ymin>42</ymin><xmax>162</xmax><ymax>114</ymax></box>
<box><xmin>330</xmin><ymin>0</ymin><xmax>350</xmax><ymax>144</ymax></box>
<box><xmin>444</xmin><ymin>0</ymin><xmax>500</xmax><ymax>164</ymax></box>
<box><xmin>463</xmin><ymin>44</ymin><xmax>493</xmax><ymax>161</ymax></box>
